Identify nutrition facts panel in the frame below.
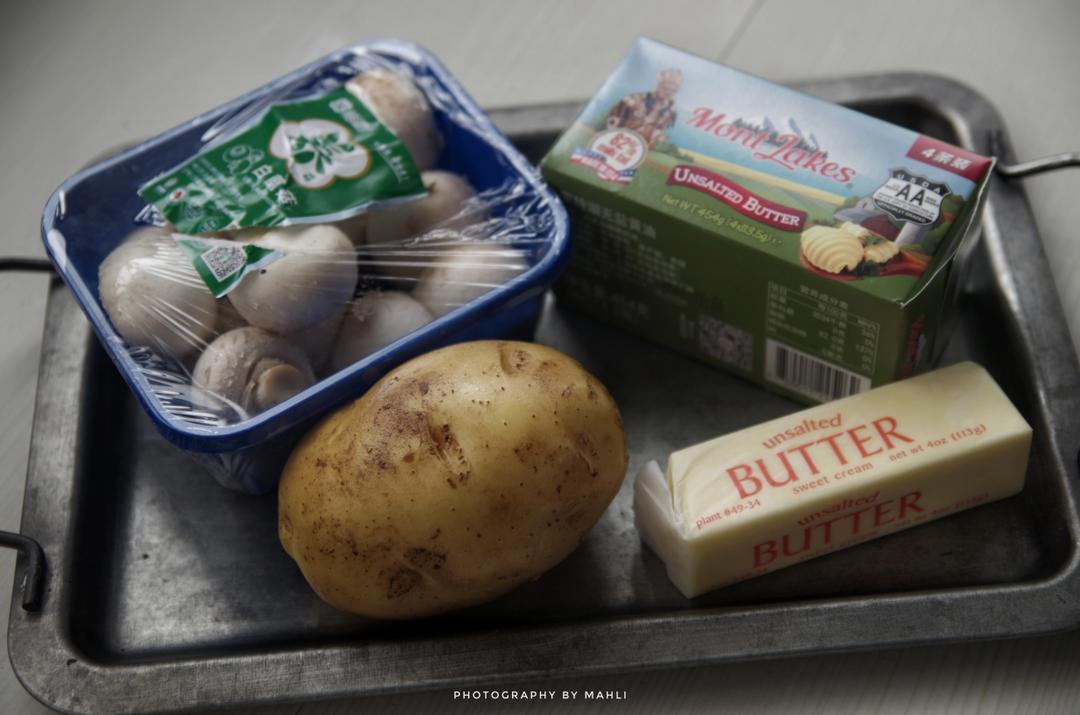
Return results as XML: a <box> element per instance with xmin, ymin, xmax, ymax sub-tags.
<box><xmin>561</xmin><ymin>193</ymin><xmax>687</xmax><ymax>291</ymax></box>
<box><xmin>765</xmin><ymin>282</ymin><xmax>879</xmax><ymax>376</ymax></box>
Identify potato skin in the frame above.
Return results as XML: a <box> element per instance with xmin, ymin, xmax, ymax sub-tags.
<box><xmin>278</xmin><ymin>340</ymin><xmax>628</xmax><ymax>619</ymax></box>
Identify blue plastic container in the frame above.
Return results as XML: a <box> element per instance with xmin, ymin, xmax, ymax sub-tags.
<box><xmin>40</xmin><ymin>40</ymin><xmax>570</xmax><ymax>493</ymax></box>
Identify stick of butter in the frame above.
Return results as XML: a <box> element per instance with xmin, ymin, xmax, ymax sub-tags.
<box><xmin>634</xmin><ymin>361</ymin><xmax>1032</xmax><ymax>598</ymax></box>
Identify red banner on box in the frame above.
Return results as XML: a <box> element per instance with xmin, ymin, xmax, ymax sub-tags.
<box><xmin>905</xmin><ymin>136</ymin><xmax>992</xmax><ymax>183</ymax></box>
<box><xmin>666</xmin><ymin>164</ymin><xmax>806</xmax><ymax>231</ymax></box>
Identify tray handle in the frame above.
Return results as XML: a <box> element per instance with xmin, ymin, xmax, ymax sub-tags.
<box><xmin>0</xmin><ymin>257</ymin><xmax>53</xmax><ymax>612</ymax></box>
<box><xmin>0</xmin><ymin>531</ymin><xmax>45</xmax><ymax>611</ymax></box>
<box><xmin>991</xmin><ymin>130</ymin><xmax>1080</xmax><ymax>178</ymax></box>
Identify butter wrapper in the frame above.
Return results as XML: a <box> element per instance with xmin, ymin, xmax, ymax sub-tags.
<box><xmin>633</xmin><ymin>362</ymin><xmax>1031</xmax><ymax>598</ymax></box>
<box><xmin>541</xmin><ymin>38</ymin><xmax>994</xmax><ymax>403</ymax></box>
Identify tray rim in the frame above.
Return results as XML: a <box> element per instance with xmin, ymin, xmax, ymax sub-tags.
<box><xmin>10</xmin><ymin>73</ymin><xmax>1080</xmax><ymax>715</ymax></box>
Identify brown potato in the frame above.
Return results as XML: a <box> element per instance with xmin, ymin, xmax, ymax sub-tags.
<box><xmin>278</xmin><ymin>340</ymin><xmax>627</xmax><ymax>619</ymax></box>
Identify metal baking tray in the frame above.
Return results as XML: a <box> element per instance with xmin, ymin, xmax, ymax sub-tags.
<box><xmin>9</xmin><ymin>74</ymin><xmax>1080</xmax><ymax>714</ymax></box>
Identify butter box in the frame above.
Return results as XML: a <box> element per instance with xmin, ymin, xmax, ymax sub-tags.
<box><xmin>541</xmin><ymin>38</ymin><xmax>994</xmax><ymax>403</ymax></box>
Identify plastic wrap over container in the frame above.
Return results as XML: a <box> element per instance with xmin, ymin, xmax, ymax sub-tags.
<box><xmin>41</xmin><ymin>40</ymin><xmax>570</xmax><ymax>494</ymax></box>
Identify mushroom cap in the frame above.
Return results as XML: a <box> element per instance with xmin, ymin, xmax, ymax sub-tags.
<box><xmin>228</xmin><ymin>224</ymin><xmax>358</xmax><ymax>334</ymax></box>
<box><xmin>98</xmin><ymin>226</ymin><xmax>218</xmax><ymax>359</ymax></box>
<box><xmin>363</xmin><ymin>171</ymin><xmax>478</xmax><ymax>285</ymax></box>
<box><xmin>193</xmin><ymin>326</ymin><xmax>316</xmax><ymax>416</ymax></box>
<box><xmin>329</xmin><ymin>291</ymin><xmax>433</xmax><ymax>374</ymax></box>
<box><xmin>412</xmin><ymin>244</ymin><xmax>529</xmax><ymax>317</ymax></box>
<box><xmin>366</xmin><ymin>170</ymin><xmax>475</xmax><ymax>246</ymax></box>
<box><xmin>345</xmin><ymin>69</ymin><xmax>441</xmax><ymax>170</ymax></box>
<box><xmin>291</xmin><ymin>304</ymin><xmax>347</xmax><ymax>376</ymax></box>
<box><xmin>333</xmin><ymin>211</ymin><xmax>370</xmax><ymax>247</ymax></box>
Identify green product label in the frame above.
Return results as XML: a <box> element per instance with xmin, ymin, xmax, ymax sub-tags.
<box><xmin>139</xmin><ymin>87</ymin><xmax>426</xmax><ymax>234</ymax></box>
<box><xmin>174</xmin><ymin>237</ymin><xmax>282</xmax><ymax>298</ymax></box>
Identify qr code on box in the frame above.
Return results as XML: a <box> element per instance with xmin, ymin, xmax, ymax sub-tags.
<box><xmin>698</xmin><ymin>315</ymin><xmax>753</xmax><ymax>371</ymax></box>
<box><xmin>199</xmin><ymin>245</ymin><xmax>247</xmax><ymax>282</ymax></box>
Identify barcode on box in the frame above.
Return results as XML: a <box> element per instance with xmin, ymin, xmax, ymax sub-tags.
<box><xmin>765</xmin><ymin>339</ymin><xmax>870</xmax><ymax>402</ymax></box>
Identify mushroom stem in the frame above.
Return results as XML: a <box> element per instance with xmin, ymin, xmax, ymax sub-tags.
<box><xmin>193</xmin><ymin>326</ymin><xmax>316</xmax><ymax>419</ymax></box>
<box><xmin>245</xmin><ymin>360</ymin><xmax>310</xmax><ymax>412</ymax></box>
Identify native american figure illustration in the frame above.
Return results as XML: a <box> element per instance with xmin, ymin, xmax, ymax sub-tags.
<box><xmin>604</xmin><ymin>69</ymin><xmax>683</xmax><ymax>149</ymax></box>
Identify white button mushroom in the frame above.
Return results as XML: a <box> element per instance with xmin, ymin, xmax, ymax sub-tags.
<box><xmin>363</xmin><ymin>170</ymin><xmax>478</xmax><ymax>286</ymax></box>
<box><xmin>98</xmin><ymin>226</ymin><xmax>218</xmax><ymax>360</ymax></box>
<box><xmin>366</xmin><ymin>170</ymin><xmax>476</xmax><ymax>247</ymax></box>
<box><xmin>193</xmin><ymin>326</ymin><xmax>316</xmax><ymax>416</ymax></box>
<box><xmin>411</xmin><ymin>244</ymin><xmax>529</xmax><ymax>317</ymax></box>
<box><xmin>329</xmin><ymin>291</ymin><xmax>433</xmax><ymax>374</ymax></box>
<box><xmin>220</xmin><ymin>279</ymin><xmax>346</xmax><ymax>379</ymax></box>
<box><xmin>228</xmin><ymin>224</ymin><xmax>358</xmax><ymax>334</ymax></box>
<box><xmin>345</xmin><ymin>69</ymin><xmax>441</xmax><ymax>170</ymax></box>
<box><xmin>333</xmin><ymin>212</ymin><xmax>371</xmax><ymax>248</ymax></box>
<box><xmin>291</xmin><ymin>305</ymin><xmax>347</xmax><ymax>376</ymax></box>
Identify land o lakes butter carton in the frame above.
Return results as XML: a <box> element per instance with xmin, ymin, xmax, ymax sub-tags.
<box><xmin>541</xmin><ymin>38</ymin><xmax>994</xmax><ymax>403</ymax></box>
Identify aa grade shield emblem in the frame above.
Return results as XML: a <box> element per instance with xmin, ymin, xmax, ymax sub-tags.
<box><xmin>871</xmin><ymin>169</ymin><xmax>952</xmax><ymax>225</ymax></box>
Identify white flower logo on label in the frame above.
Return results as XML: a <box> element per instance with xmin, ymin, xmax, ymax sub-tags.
<box><xmin>269</xmin><ymin>119</ymin><xmax>370</xmax><ymax>189</ymax></box>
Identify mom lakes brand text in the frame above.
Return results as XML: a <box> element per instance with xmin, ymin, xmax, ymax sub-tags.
<box><xmin>685</xmin><ymin>107</ymin><xmax>857</xmax><ymax>184</ymax></box>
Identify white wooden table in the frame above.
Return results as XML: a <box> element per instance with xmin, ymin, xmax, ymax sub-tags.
<box><xmin>2</xmin><ymin>1</ymin><xmax>1078</xmax><ymax>712</ymax></box>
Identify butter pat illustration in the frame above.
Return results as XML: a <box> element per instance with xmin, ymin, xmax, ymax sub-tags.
<box><xmin>634</xmin><ymin>362</ymin><xmax>1032</xmax><ymax>598</ymax></box>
